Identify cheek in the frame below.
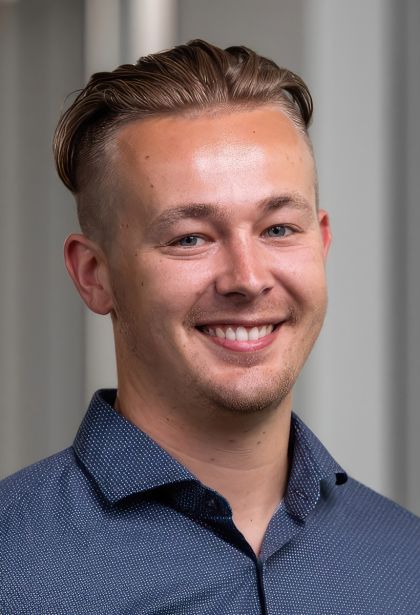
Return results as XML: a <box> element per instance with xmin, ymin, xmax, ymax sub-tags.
<box><xmin>272</xmin><ymin>247</ymin><xmax>327</xmax><ymax>301</ymax></box>
<box><xmin>138</xmin><ymin>257</ymin><xmax>214</xmax><ymax>323</ymax></box>
<box><xmin>162</xmin><ymin>253</ymin><xmax>215</xmax><ymax>283</ymax></box>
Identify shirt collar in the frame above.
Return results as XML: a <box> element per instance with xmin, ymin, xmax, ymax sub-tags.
<box><xmin>73</xmin><ymin>389</ymin><xmax>195</xmax><ymax>502</ymax></box>
<box><xmin>73</xmin><ymin>389</ymin><xmax>347</xmax><ymax>516</ymax></box>
<box><xmin>284</xmin><ymin>413</ymin><xmax>347</xmax><ymax>520</ymax></box>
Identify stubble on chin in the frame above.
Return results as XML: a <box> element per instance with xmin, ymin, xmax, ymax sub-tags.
<box><xmin>185</xmin><ymin>363</ymin><xmax>297</xmax><ymax>416</ymax></box>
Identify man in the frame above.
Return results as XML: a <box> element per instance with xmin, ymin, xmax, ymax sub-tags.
<box><xmin>0</xmin><ymin>40</ymin><xmax>418</xmax><ymax>614</ymax></box>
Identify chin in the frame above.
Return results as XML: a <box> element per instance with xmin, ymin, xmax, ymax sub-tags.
<box><xmin>193</xmin><ymin>370</ymin><xmax>296</xmax><ymax>416</ymax></box>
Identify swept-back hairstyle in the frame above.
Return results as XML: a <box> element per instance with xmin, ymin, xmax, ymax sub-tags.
<box><xmin>53</xmin><ymin>39</ymin><xmax>314</xmax><ymax>243</ymax></box>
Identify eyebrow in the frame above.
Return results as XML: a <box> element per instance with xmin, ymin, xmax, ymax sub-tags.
<box><xmin>261</xmin><ymin>193</ymin><xmax>313</xmax><ymax>214</ymax></box>
<box><xmin>148</xmin><ymin>203</ymin><xmax>228</xmax><ymax>235</ymax></box>
<box><xmin>148</xmin><ymin>193</ymin><xmax>313</xmax><ymax>235</ymax></box>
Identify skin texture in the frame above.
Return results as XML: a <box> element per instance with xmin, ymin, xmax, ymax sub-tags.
<box><xmin>65</xmin><ymin>106</ymin><xmax>331</xmax><ymax>554</ymax></box>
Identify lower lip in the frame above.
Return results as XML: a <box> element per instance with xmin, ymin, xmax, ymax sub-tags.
<box><xmin>198</xmin><ymin>327</ymin><xmax>280</xmax><ymax>352</ymax></box>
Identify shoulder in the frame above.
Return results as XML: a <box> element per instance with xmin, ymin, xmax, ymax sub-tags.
<box><xmin>310</xmin><ymin>475</ymin><xmax>420</xmax><ymax>610</ymax></box>
<box><xmin>0</xmin><ymin>448</ymin><xmax>80</xmax><ymax>535</ymax></box>
<box><xmin>327</xmin><ymin>475</ymin><xmax>420</xmax><ymax>554</ymax></box>
<box><xmin>340</xmin><ymin>476</ymin><xmax>419</xmax><ymax>526</ymax></box>
<box><xmin>0</xmin><ymin>448</ymin><xmax>75</xmax><ymax>497</ymax></box>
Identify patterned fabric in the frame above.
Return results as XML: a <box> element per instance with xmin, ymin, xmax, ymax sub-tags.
<box><xmin>0</xmin><ymin>389</ymin><xmax>419</xmax><ymax>614</ymax></box>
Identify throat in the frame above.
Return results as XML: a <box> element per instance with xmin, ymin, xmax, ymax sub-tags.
<box><xmin>232</xmin><ymin>497</ymin><xmax>283</xmax><ymax>556</ymax></box>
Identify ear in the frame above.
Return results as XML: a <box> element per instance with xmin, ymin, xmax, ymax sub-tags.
<box><xmin>64</xmin><ymin>234</ymin><xmax>113</xmax><ymax>315</ymax></box>
<box><xmin>317</xmin><ymin>209</ymin><xmax>332</xmax><ymax>258</ymax></box>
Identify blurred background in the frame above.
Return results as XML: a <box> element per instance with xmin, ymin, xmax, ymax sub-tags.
<box><xmin>0</xmin><ymin>0</ymin><xmax>419</xmax><ymax>516</ymax></box>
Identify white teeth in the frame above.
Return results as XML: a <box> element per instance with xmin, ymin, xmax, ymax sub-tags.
<box><xmin>236</xmin><ymin>326</ymin><xmax>248</xmax><ymax>341</ymax></box>
<box><xmin>248</xmin><ymin>327</ymin><xmax>259</xmax><ymax>341</ymax></box>
<box><xmin>202</xmin><ymin>324</ymin><xmax>276</xmax><ymax>341</ymax></box>
<box><xmin>225</xmin><ymin>327</ymin><xmax>236</xmax><ymax>341</ymax></box>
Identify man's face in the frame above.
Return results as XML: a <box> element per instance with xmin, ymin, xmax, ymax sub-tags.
<box><xmin>105</xmin><ymin>106</ymin><xmax>330</xmax><ymax>415</ymax></box>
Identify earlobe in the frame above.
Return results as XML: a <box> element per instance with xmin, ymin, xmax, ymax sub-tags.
<box><xmin>317</xmin><ymin>210</ymin><xmax>332</xmax><ymax>258</ymax></box>
<box><xmin>64</xmin><ymin>234</ymin><xmax>113</xmax><ymax>315</ymax></box>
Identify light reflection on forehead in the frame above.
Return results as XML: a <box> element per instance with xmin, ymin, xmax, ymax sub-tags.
<box><xmin>193</xmin><ymin>143</ymin><xmax>266</xmax><ymax>176</ymax></box>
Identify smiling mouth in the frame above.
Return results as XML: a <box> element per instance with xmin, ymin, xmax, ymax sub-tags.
<box><xmin>196</xmin><ymin>323</ymin><xmax>281</xmax><ymax>342</ymax></box>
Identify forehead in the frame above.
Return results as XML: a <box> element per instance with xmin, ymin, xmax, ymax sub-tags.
<box><xmin>110</xmin><ymin>106</ymin><xmax>316</xmax><ymax>217</ymax></box>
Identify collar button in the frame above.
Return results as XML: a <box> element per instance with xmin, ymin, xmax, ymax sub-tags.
<box><xmin>206</xmin><ymin>496</ymin><xmax>219</xmax><ymax>512</ymax></box>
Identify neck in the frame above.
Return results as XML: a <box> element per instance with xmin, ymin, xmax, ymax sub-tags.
<box><xmin>114</xmin><ymin>377</ymin><xmax>292</xmax><ymax>555</ymax></box>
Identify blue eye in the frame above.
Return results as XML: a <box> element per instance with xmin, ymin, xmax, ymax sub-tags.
<box><xmin>266</xmin><ymin>225</ymin><xmax>290</xmax><ymax>238</ymax></box>
<box><xmin>176</xmin><ymin>235</ymin><xmax>204</xmax><ymax>247</ymax></box>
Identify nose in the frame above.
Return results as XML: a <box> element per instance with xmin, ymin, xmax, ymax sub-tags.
<box><xmin>215</xmin><ymin>237</ymin><xmax>274</xmax><ymax>300</ymax></box>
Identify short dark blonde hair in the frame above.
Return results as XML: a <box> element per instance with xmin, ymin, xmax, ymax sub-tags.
<box><xmin>53</xmin><ymin>39</ymin><xmax>314</xmax><ymax>243</ymax></box>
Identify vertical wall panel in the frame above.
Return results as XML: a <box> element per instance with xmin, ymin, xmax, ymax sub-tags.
<box><xmin>0</xmin><ymin>4</ymin><xmax>21</xmax><ymax>476</ymax></box>
<box><xmin>301</xmin><ymin>0</ymin><xmax>395</xmax><ymax>499</ymax></box>
<box><xmin>124</xmin><ymin>0</ymin><xmax>177</xmax><ymax>60</ymax></box>
<box><xmin>178</xmin><ymin>0</ymin><xmax>306</xmax><ymax>75</ymax></box>
<box><xmin>0</xmin><ymin>0</ymin><xmax>85</xmax><ymax>478</ymax></box>
<box><xmin>405</xmin><ymin>0</ymin><xmax>420</xmax><ymax>515</ymax></box>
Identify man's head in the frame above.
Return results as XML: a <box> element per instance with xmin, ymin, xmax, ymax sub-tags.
<box><xmin>56</xmin><ymin>40</ymin><xmax>330</xmax><ymax>418</ymax></box>
<box><xmin>54</xmin><ymin>39</ymin><xmax>315</xmax><ymax>247</ymax></box>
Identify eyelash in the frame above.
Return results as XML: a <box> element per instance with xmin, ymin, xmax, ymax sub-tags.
<box><xmin>169</xmin><ymin>225</ymin><xmax>296</xmax><ymax>248</ymax></box>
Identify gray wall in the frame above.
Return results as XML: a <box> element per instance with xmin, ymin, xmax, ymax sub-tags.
<box><xmin>0</xmin><ymin>0</ymin><xmax>85</xmax><ymax>477</ymax></box>
<box><xmin>405</xmin><ymin>0</ymin><xmax>420</xmax><ymax>514</ymax></box>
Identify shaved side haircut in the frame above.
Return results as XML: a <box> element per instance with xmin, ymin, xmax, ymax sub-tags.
<box><xmin>53</xmin><ymin>39</ymin><xmax>314</xmax><ymax>245</ymax></box>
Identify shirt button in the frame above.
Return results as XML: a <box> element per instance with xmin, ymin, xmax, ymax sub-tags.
<box><xmin>206</xmin><ymin>496</ymin><xmax>218</xmax><ymax>512</ymax></box>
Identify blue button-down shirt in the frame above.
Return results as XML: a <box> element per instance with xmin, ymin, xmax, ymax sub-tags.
<box><xmin>1</xmin><ymin>389</ymin><xmax>419</xmax><ymax>614</ymax></box>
